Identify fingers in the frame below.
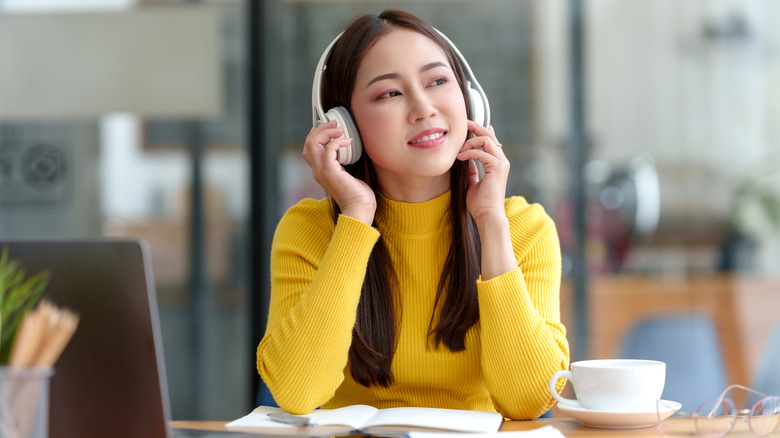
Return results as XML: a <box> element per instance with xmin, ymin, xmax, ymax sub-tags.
<box><xmin>458</xmin><ymin>121</ymin><xmax>505</xmax><ymax>161</ymax></box>
<box><xmin>489</xmin><ymin>126</ymin><xmax>503</xmax><ymax>149</ymax></box>
<box><xmin>469</xmin><ymin>120</ymin><xmax>499</xmax><ymax>142</ymax></box>
<box><xmin>308</xmin><ymin>120</ymin><xmax>341</xmax><ymax>149</ymax></box>
<box><xmin>302</xmin><ymin>120</ymin><xmax>351</xmax><ymax>165</ymax></box>
<box><xmin>468</xmin><ymin>159</ymin><xmax>480</xmax><ymax>185</ymax></box>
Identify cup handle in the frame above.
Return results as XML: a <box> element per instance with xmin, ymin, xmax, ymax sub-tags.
<box><xmin>548</xmin><ymin>370</ymin><xmax>578</xmax><ymax>407</ymax></box>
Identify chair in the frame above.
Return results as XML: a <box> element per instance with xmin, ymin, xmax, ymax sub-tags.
<box><xmin>619</xmin><ymin>314</ymin><xmax>728</xmax><ymax>414</ymax></box>
<box><xmin>256</xmin><ymin>378</ymin><xmax>278</xmax><ymax>408</ymax></box>
<box><xmin>752</xmin><ymin>319</ymin><xmax>780</xmax><ymax>397</ymax></box>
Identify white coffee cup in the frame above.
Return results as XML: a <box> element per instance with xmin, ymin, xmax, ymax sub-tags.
<box><xmin>548</xmin><ymin>359</ymin><xmax>666</xmax><ymax>412</ymax></box>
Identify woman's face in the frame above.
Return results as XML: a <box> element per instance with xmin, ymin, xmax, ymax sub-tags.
<box><xmin>350</xmin><ymin>28</ymin><xmax>468</xmax><ymax>198</ymax></box>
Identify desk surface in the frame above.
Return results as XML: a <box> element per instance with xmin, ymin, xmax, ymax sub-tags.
<box><xmin>172</xmin><ymin>417</ymin><xmax>770</xmax><ymax>437</ymax></box>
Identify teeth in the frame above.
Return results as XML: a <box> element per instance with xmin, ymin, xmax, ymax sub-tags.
<box><xmin>412</xmin><ymin>132</ymin><xmax>443</xmax><ymax>144</ymax></box>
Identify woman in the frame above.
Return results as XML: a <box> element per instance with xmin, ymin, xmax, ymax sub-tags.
<box><xmin>257</xmin><ymin>9</ymin><xmax>569</xmax><ymax>420</ymax></box>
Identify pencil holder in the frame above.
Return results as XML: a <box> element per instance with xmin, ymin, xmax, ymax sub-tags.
<box><xmin>0</xmin><ymin>367</ymin><xmax>53</xmax><ymax>438</ymax></box>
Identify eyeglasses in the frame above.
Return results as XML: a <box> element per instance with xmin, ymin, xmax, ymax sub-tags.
<box><xmin>657</xmin><ymin>385</ymin><xmax>780</xmax><ymax>437</ymax></box>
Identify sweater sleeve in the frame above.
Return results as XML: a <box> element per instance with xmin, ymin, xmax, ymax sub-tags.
<box><xmin>257</xmin><ymin>199</ymin><xmax>380</xmax><ymax>414</ymax></box>
<box><xmin>476</xmin><ymin>197</ymin><xmax>570</xmax><ymax>420</ymax></box>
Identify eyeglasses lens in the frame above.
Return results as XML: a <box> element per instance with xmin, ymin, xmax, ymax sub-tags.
<box><xmin>696</xmin><ymin>398</ymin><xmax>737</xmax><ymax>438</ymax></box>
<box><xmin>749</xmin><ymin>396</ymin><xmax>780</xmax><ymax>437</ymax></box>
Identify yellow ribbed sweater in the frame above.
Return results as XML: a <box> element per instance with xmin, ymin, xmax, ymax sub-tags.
<box><xmin>257</xmin><ymin>192</ymin><xmax>569</xmax><ymax>420</ymax></box>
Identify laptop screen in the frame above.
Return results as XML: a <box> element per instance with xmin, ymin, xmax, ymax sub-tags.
<box><xmin>2</xmin><ymin>239</ymin><xmax>172</xmax><ymax>438</ymax></box>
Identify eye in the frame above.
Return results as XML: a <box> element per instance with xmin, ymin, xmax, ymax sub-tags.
<box><xmin>429</xmin><ymin>77</ymin><xmax>447</xmax><ymax>87</ymax></box>
<box><xmin>378</xmin><ymin>90</ymin><xmax>401</xmax><ymax>100</ymax></box>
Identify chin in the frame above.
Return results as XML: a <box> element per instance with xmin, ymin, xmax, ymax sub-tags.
<box><xmin>421</xmin><ymin>159</ymin><xmax>458</xmax><ymax>178</ymax></box>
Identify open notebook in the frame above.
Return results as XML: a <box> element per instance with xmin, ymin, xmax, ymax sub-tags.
<box><xmin>227</xmin><ymin>404</ymin><xmax>504</xmax><ymax>436</ymax></box>
<box><xmin>2</xmin><ymin>240</ymin><xmax>249</xmax><ymax>438</ymax></box>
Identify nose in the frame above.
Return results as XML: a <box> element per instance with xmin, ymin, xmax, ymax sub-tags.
<box><xmin>407</xmin><ymin>87</ymin><xmax>437</xmax><ymax>123</ymax></box>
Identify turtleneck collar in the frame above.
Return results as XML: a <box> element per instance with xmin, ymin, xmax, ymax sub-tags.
<box><xmin>376</xmin><ymin>191</ymin><xmax>452</xmax><ymax>237</ymax></box>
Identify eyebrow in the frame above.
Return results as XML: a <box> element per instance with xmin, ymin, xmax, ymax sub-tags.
<box><xmin>365</xmin><ymin>61</ymin><xmax>449</xmax><ymax>87</ymax></box>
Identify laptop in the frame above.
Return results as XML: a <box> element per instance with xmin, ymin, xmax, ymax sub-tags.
<box><xmin>2</xmin><ymin>240</ymin><xmax>173</xmax><ymax>437</ymax></box>
<box><xmin>2</xmin><ymin>240</ymin><xmax>255</xmax><ymax>438</ymax></box>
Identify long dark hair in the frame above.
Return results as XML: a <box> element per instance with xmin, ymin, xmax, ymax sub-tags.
<box><xmin>321</xmin><ymin>9</ymin><xmax>481</xmax><ymax>387</ymax></box>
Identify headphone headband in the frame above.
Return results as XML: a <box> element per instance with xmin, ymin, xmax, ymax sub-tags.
<box><xmin>312</xmin><ymin>28</ymin><xmax>490</xmax><ymax>128</ymax></box>
<box><xmin>434</xmin><ymin>29</ymin><xmax>491</xmax><ymax>127</ymax></box>
<box><xmin>312</xmin><ymin>31</ymin><xmax>343</xmax><ymax>126</ymax></box>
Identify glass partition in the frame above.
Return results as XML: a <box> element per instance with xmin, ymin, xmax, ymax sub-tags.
<box><xmin>0</xmin><ymin>0</ymin><xmax>249</xmax><ymax>420</ymax></box>
<box><xmin>2</xmin><ymin>0</ymin><xmax>778</xmax><ymax>421</ymax></box>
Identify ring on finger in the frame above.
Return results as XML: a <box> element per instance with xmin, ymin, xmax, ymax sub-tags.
<box><xmin>496</xmin><ymin>142</ymin><xmax>503</xmax><ymax>148</ymax></box>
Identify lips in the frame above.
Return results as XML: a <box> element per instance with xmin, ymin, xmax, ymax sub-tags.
<box><xmin>408</xmin><ymin>128</ymin><xmax>446</xmax><ymax>148</ymax></box>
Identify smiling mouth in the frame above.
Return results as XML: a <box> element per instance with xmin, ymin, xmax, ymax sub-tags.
<box><xmin>409</xmin><ymin>132</ymin><xmax>445</xmax><ymax>145</ymax></box>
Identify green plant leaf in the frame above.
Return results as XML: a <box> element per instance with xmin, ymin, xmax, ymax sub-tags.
<box><xmin>0</xmin><ymin>247</ymin><xmax>50</xmax><ymax>364</ymax></box>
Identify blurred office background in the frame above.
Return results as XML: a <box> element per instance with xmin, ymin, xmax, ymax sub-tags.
<box><xmin>1</xmin><ymin>0</ymin><xmax>779</xmax><ymax>420</ymax></box>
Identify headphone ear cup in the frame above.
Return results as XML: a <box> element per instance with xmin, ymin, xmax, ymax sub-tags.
<box><xmin>324</xmin><ymin>106</ymin><xmax>363</xmax><ymax>165</ymax></box>
<box><xmin>467</xmin><ymin>86</ymin><xmax>486</xmax><ymax>127</ymax></box>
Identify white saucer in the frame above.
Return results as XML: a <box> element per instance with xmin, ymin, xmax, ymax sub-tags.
<box><xmin>556</xmin><ymin>400</ymin><xmax>682</xmax><ymax>429</ymax></box>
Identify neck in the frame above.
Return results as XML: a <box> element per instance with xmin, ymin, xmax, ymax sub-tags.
<box><xmin>376</xmin><ymin>171</ymin><xmax>451</xmax><ymax>203</ymax></box>
<box><xmin>377</xmin><ymin>191</ymin><xmax>451</xmax><ymax>236</ymax></box>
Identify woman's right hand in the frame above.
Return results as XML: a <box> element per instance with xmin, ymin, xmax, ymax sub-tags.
<box><xmin>302</xmin><ymin>120</ymin><xmax>377</xmax><ymax>225</ymax></box>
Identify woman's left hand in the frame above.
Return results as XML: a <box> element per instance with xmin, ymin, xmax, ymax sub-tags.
<box><xmin>456</xmin><ymin>121</ymin><xmax>510</xmax><ymax>222</ymax></box>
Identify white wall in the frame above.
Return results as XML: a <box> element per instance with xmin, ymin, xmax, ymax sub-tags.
<box><xmin>587</xmin><ymin>0</ymin><xmax>779</xmax><ymax>170</ymax></box>
<box><xmin>99</xmin><ymin>114</ymin><xmax>248</xmax><ymax>221</ymax></box>
<box><xmin>532</xmin><ymin>0</ymin><xmax>780</xmax><ymax>273</ymax></box>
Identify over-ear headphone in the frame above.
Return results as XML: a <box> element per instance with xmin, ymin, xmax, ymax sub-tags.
<box><xmin>311</xmin><ymin>29</ymin><xmax>491</xmax><ymax>165</ymax></box>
